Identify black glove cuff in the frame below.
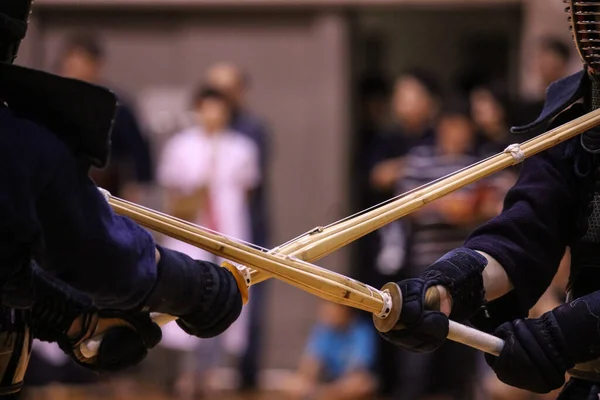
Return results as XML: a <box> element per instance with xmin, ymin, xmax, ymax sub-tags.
<box><xmin>550</xmin><ymin>293</ymin><xmax>600</xmax><ymax>365</ymax></box>
<box><xmin>145</xmin><ymin>245</ymin><xmax>217</xmax><ymax>316</ymax></box>
<box><xmin>27</xmin><ymin>265</ymin><xmax>96</xmax><ymax>344</ymax></box>
<box><xmin>145</xmin><ymin>246</ymin><xmax>242</xmax><ymax>338</ymax></box>
<box><xmin>420</xmin><ymin>248</ymin><xmax>488</xmax><ymax>321</ymax></box>
<box><xmin>176</xmin><ymin>264</ymin><xmax>242</xmax><ymax>338</ymax></box>
<box><xmin>527</xmin><ymin>313</ymin><xmax>573</xmax><ymax>372</ymax></box>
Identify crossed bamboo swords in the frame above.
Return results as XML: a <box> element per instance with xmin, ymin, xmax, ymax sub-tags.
<box><xmin>80</xmin><ymin>108</ymin><xmax>600</xmax><ymax>359</ymax></box>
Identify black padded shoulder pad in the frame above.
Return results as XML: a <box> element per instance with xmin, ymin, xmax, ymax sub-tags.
<box><xmin>0</xmin><ymin>63</ymin><xmax>117</xmax><ymax>168</ymax></box>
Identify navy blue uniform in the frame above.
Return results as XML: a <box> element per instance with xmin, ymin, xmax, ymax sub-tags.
<box><xmin>464</xmin><ymin>70</ymin><xmax>590</xmax><ymax>312</ymax></box>
<box><xmin>464</xmin><ymin>137</ymin><xmax>578</xmax><ymax>311</ymax></box>
<box><xmin>380</xmin><ymin>69</ymin><xmax>600</xmax><ymax>398</ymax></box>
<box><xmin>0</xmin><ymin>103</ymin><xmax>156</xmax><ymax>310</ymax></box>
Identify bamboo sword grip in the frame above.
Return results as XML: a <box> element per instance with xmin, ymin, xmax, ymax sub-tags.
<box><xmin>373</xmin><ymin>283</ymin><xmax>504</xmax><ymax>357</ymax></box>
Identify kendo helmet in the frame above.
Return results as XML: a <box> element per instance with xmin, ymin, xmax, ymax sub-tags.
<box><xmin>566</xmin><ymin>0</ymin><xmax>600</xmax><ymax>75</ymax></box>
<box><xmin>0</xmin><ymin>0</ymin><xmax>33</xmax><ymax>64</ymax></box>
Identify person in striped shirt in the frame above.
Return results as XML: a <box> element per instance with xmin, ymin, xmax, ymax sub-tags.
<box><xmin>394</xmin><ymin>104</ymin><xmax>486</xmax><ymax>400</ymax></box>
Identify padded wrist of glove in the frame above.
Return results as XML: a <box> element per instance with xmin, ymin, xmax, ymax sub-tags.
<box><xmin>420</xmin><ymin>247</ymin><xmax>488</xmax><ymax>321</ymax></box>
<box><xmin>27</xmin><ymin>265</ymin><xmax>95</xmax><ymax>344</ymax></box>
<box><xmin>380</xmin><ymin>278</ymin><xmax>449</xmax><ymax>353</ymax></box>
<box><xmin>146</xmin><ymin>246</ymin><xmax>242</xmax><ymax>338</ymax></box>
<box><xmin>485</xmin><ymin>314</ymin><xmax>571</xmax><ymax>393</ymax></box>
<box><xmin>27</xmin><ymin>266</ymin><xmax>162</xmax><ymax>372</ymax></box>
<box><xmin>66</xmin><ymin>310</ymin><xmax>162</xmax><ymax>373</ymax></box>
<box><xmin>176</xmin><ymin>264</ymin><xmax>243</xmax><ymax>338</ymax></box>
<box><xmin>550</xmin><ymin>293</ymin><xmax>600</xmax><ymax>365</ymax></box>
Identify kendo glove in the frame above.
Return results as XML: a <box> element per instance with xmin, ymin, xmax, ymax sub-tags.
<box><xmin>486</xmin><ymin>292</ymin><xmax>600</xmax><ymax>394</ymax></box>
<box><xmin>25</xmin><ymin>265</ymin><xmax>161</xmax><ymax>372</ymax></box>
<box><xmin>380</xmin><ymin>248</ymin><xmax>488</xmax><ymax>352</ymax></box>
<box><xmin>485</xmin><ymin>316</ymin><xmax>569</xmax><ymax>393</ymax></box>
<box><xmin>145</xmin><ymin>246</ymin><xmax>243</xmax><ymax>338</ymax></box>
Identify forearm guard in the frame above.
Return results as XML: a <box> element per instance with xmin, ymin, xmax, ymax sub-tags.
<box><xmin>420</xmin><ymin>248</ymin><xmax>488</xmax><ymax>321</ymax></box>
<box><xmin>145</xmin><ymin>246</ymin><xmax>242</xmax><ymax>338</ymax></box>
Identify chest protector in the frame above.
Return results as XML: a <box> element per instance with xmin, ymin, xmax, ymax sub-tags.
<box><xmin>568</xmin><ymin>153</ymin><xmax>600</xmax><ymax>300</ymax></box>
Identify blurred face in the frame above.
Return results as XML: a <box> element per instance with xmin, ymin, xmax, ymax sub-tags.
<box><xmin>392</xmin><ymin>76</ymin><xmax>436</xmax><ymax>132</ymax></box>
<box><xmin>317</xmin><ymin>302</ymin><xmax>353</xmax><ymax>330</ymax></box>
<box><xmin>437</xmin><ymin>114</ymin><xmax>474</xmax><ymax>156</ymax></box>
<box><xmin>470</xmin><ymin>88</ymin><xmax>505</xmax><ymax>128</ymax></box>
<box><xmin>196</xmin><ymin>97</ymin><xmax>230</xmax><ymax>132</ymax></box>
<box><xmin>207</xmin><ymin>64</ymin><xmax>245</xmax><ymax>108</ymax></box>
<box><xmin>536</xmin><ymin>48</ymin><xmax>567</xmax><ymax>86</ymax></box>
<box><xmin>59</xmin><ymin>49</ymin><xmax>100</xmax><ymax>83</ymax></box>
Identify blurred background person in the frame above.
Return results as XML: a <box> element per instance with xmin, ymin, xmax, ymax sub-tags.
<box><xmin>393</xmin><ymin>102</ymin><xmax>483</xmax><ymax>400</ymax></box>
<box><xmin>469</xmin><ymin>82</ymin><xmax>512</xmax><ymax>157</ymax></box>
<box><xmin>368</xmin><ymin>70</ymin><xmax>442</xmax><ymax>199</ymax></box>
<box><xmin>284</xmin><ymin>302</ymin><xmax>377</xmax><ymax>400</ymax></box>
<box><xmin>515</xmin><ymin>37</ymin><xmax>572</xmax><ymax>125</ymax></box>
<box><xmin>156</xmin><ymin>86</ymin><xmax>261</xmax><ymax>396</ymax></box>
<box><xmin>467</xmin><ymin>80</ymin><xmax>520</xmax><ymax>221</ymax></box>
<box><xmin>206</xmin><ymin>62</ymin><xmax>271</xmax><ymax>391</ymax></box>
<box><xmin>362</xmin><ymin>69</ymin><xmax>444</xmax><ymax>293</ymax></box>
<box><xmin>58</xmin><ymin>33</ymin><xmax>154</xmax><ymax>203</ymax></box>
<box><xmin>358</xmin><ymin>69</ymin><xmax>442</xmax><ymax>396</ymax></box>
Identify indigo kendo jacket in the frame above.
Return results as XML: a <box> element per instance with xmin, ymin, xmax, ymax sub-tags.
<box><xmin>464</xmin><ymin>70</ymin><xmax>599</xmax><ymax>321</ymax></box>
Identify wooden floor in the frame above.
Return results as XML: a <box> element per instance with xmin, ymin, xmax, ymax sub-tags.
<box><xmin>21</xmin><ymin>384</ymin><xmax>302</xmax><ymax>400</ymax></box>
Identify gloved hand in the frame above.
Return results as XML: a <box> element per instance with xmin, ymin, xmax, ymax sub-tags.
<box><xmin>380</xmin><ymin>248</ymin><xmax>488</xmax><ymax>352</ymax></box>
<box><xmin>175</xmin><ymin>263</ymin><xmax>243</xmax><ymax>338</ymax></box>
<box><xmin>24</xmin><ymin>264</ymin><xmax>161</xmax><ymax>372</ymax></box>
<box><xmin>146</xmin><ymin>246</ymin><xmax>243</xmax><ymax>339</ymax></box>
<box><xmin>485</xmin><ymin>316</ymin><xmax>571</xmax><ymax>393</ymax></box>
<box><xmin>58</xmin><ymin>309</ymin><xmax>162</xmax><ymax>372</ymax></box>
<box><xmin>486</xmin><ymin>289</ymin><xmax>600</xmax><ymax>394</ymax></box>
<box><xmin>380</xmin><ymin>279</ymin><xmax>450</xmax><ymax>352</ymax></box>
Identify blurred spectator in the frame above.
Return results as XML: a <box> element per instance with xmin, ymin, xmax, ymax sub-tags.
<box><xmin>358</xmin><ymin>70</ymin><xmax>442</xmax><ymax>396</ymax></box>
<box><xmin>206</xmin><ymin>62</ymin><xmax>270</xmax><ymax>247</ymax></box>
<box><xmin>466</xmin><ymin>82</ymin><xmax>522</xmax><ymax>224</ymax></box>
<box><xmin>515</xmin><ymin>38</ymin><xmax>572</xmax><ymax>126</ymax></box>
<box><xmin>206</xmin><ymin>62</ymin><xmax>271</xmax><ymax>389</ymax></box>
<box><xmin>394</xmin><ymin>104</ymin><xmax>480</xmax><ymax>400</ymax></box>
<box><xmin>469</xmin><ymin>83</ymin><xmax>512</xmax><ymax>157</ymax></box>
<box><xmin>58</xmin><ymin>33</ymin><xmax>154</xmax><ymax>202</ymax></box>
<box><xmin>284</xmin><ymin>302</ymin><xmax>378</xmax><ymax>400</ymax></box>
<box><xmin>157</xmin><ymin>86</ymin><xmax>260</xmax><ymax>395</ymax></box>
<box><xmin>400</xmin><ymin>103</ymin><xmax>479</xmax><ymax>275</ymax></box>
<box><xmin>368</xmin><ymin>70</ymin><xmax>441</xmax><ymax>197</ymax></box>
<box><xmin>158</xmin><ymin>86</ymin><xmax>259</xmax><ymax>246</ymax></box>
<box><xmin>363</xmin><ymin>70</ymin><xmax>444</xmax><ymax>285</ymax></box>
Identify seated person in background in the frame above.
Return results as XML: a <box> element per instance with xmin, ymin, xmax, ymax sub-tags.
<box><xmin>285</xmin><ymin>302</ymin><xmax>378</xmax><ymax>400</ymax></box>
